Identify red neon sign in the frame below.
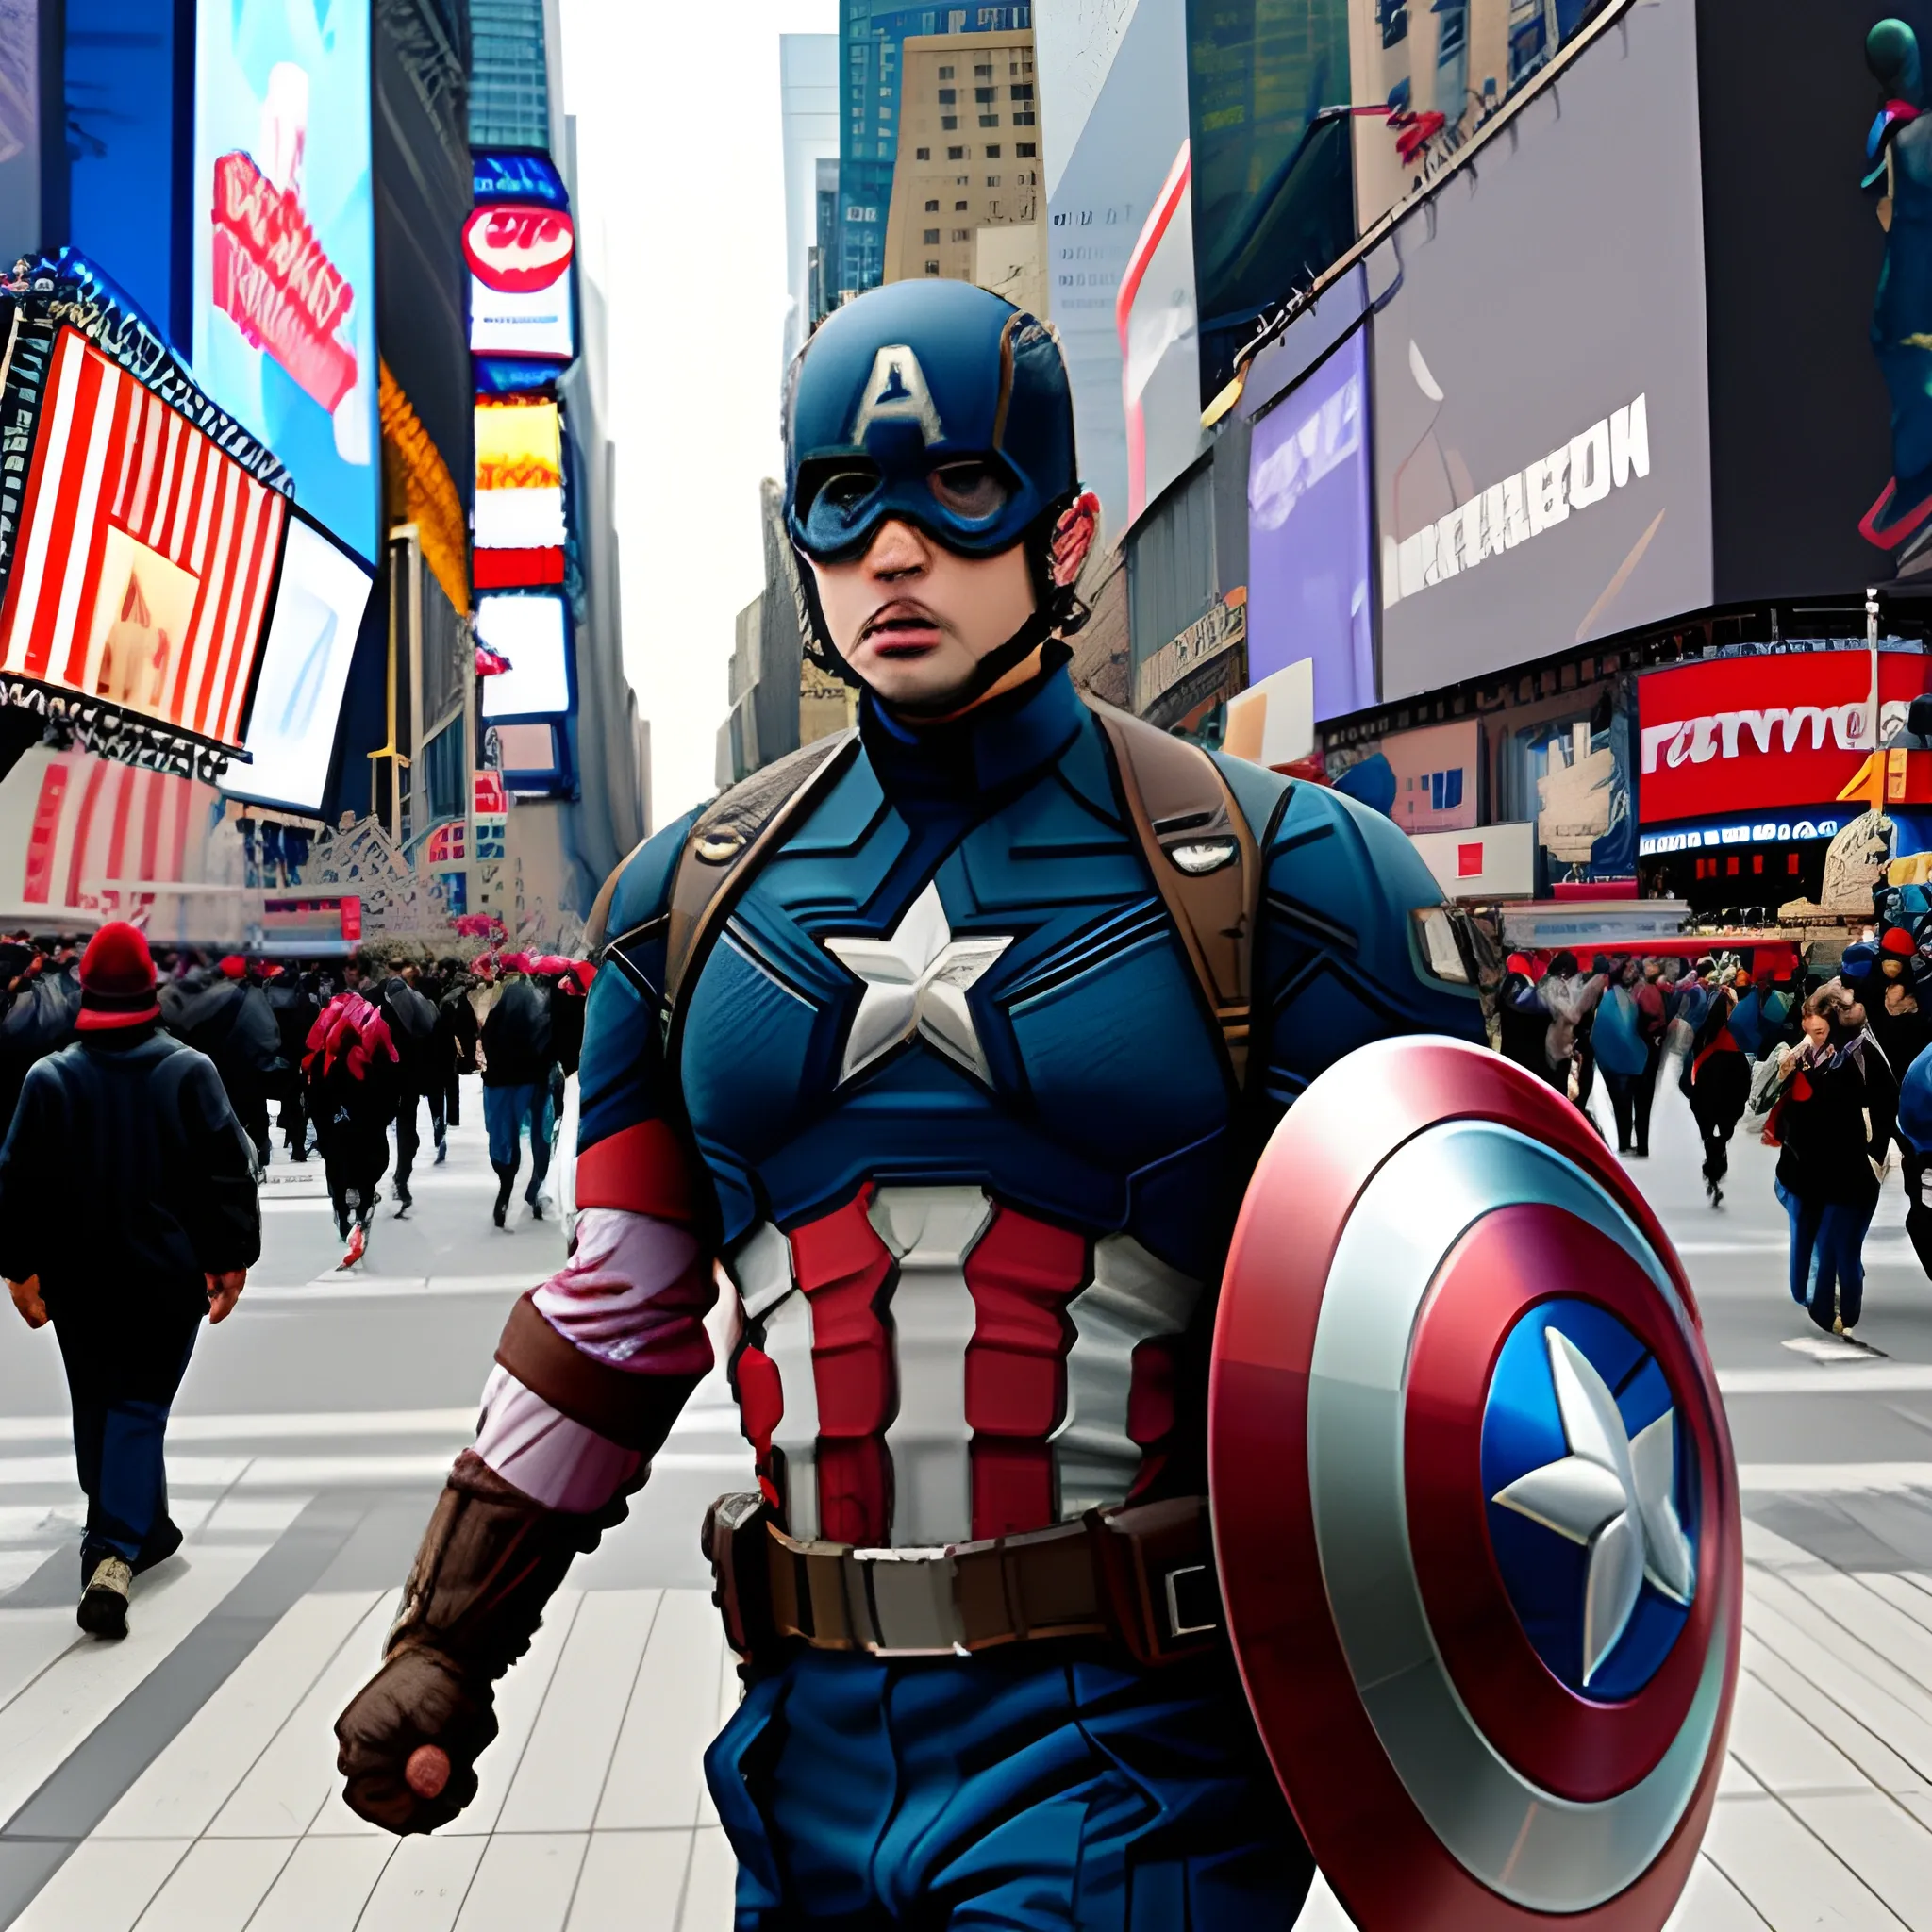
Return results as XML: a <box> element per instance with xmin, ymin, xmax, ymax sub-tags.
<box><xmin>210</xmin><ymin>150</ymin><xmax>358</xmax><ymax>414</ymax></box>
<box><xmin>463</xmin><ymin>204</ymin><xmax>575</xmax><ymax>293</ymax></box>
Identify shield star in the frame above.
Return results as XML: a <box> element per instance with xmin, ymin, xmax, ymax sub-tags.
<box><xmin>823</xmin><ymin>880</ymin><xmax>1013</xmax><ymax>1087</ymax></box>
<box><xmin>1491</xmin><ymin>1326</ymin><xmax>1696</xmax><ymax>1687</ymax></box>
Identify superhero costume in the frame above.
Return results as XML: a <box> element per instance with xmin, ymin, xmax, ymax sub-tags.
<box><xmin>336</xmin><ymin>281</ymin><xmax>1485</xmax><ymax>1925</ymax></box>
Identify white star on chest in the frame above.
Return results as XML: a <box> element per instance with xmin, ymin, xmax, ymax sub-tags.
<box><xmin>1491</xmin><ymin>1325</ymin><xmax>1696</xmax><ymax>1688</ymax></box>
<box><xmin>822</xmin><ymin>880</ymin><xmax>1013</xmax><ymax>1088</ymax></box>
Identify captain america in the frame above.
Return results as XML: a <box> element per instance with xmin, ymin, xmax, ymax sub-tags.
<box><xmin>335</xmin><ymin>279</ymin><xmax>1485</xmax><ymax>1926</ymax></box>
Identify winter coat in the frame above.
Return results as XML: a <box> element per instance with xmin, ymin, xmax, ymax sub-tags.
<box><xmin>1537</xmin><ymin>971</ymin><xmax>1607</xmax><ymax>1070</ymax></box>
<box><xmin>480</xmin><ymin>978</ymin><xmax>553</xmax><ymax>1088</ymax></box>
<box><xmin>549</xmin><ymin>979</ymin><xmax>587</xmax><ymax>1079</ymax></box>
<box><xmin>1592</xmin><ymin>985</ymin><xmax>1651</xmax><ymax>1079</ymax></box>
<box><xmin>171</xmin><ymin>978</ymin><xmax>284</xmax><ymax>1109</ymax></box>
<box><xmin>437</xmin><ymin>983</ymin><xmax>480</xmax><ymax>1076</ymax></box>
<box><xmin>1689</xmin><ymin>999</ymin><xmax>1751</xmax><ymax>1137</ymax></box>
<box><xmin>377</xmin><ymin>976</ymin><xmax>438</xmax><ymax>1091</ymax></box>
<box><xmin>302</xmin><ymin>995</ymin><xmax>401</xmax><ymax>1175</ymax></box>
<box><xmin>1498</xmin><ymin>974</ymin><xmax>1548</xmax><ymax>1074</ymax></box>
<box><xmin>0</xmin><ymin>1026</ymin><xmax>260</xmax><ymax>1330</ymax></box>
<box><xmin>1775</xmin><ymin>1034</ymin><xmax>1899</xmax><ymax>1208</ymax></box>
<box><xmin>265</xmin><ymin>977</ymin><xmax>321</xmax><ymax>1091</ymax></box>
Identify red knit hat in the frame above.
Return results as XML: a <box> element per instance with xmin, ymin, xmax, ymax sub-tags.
<box><xmin>1882</xmin><ymin>926</ymin><xmax>1916</xmax><ymax>957</ymax></box>
<box><xmin>219</xmin><ymin>955</ymin><xmax>248</xmax><ymax>979</ymax></box>
<box><xmin>76</xmin><ymin>922</ymin><xmax>159</xmax><ymax>1032</ymax></box>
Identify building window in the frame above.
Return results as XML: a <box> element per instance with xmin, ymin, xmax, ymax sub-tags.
<box><xmin>1437</xmin><ymin>0</ymin><xmax>1466</xmax><ymax>58</ymax></box>
<box><xmin>924</xmin><ymin>198</ymin><xmax>940</xmax><ymax>211</ymax></box>
<box><xmin>924</xmin><ymin>228</ymin><xmax>941</xmax><ymax>243</ymax></box>
<box><xmin>974</xmin><ymin>86</ymin><xmax>996</xmax><ymax>102</ymax></box>
<box><xmin>986</xmin><ymin>175</ymin><xmax>1000</xmax><ymax>187</ymax></box>
<box><xmin>974</xmin><ymin>62</ymin><xmax>992</xmax><ymax>76</ymax></box>
<box><xmin>1010</xmin><ymin>83</ymin><xmax>1033</xmax><ymax>99</ymax></box>
<box><xmin>956</xmin><ymin>175</ymin><xmax>969</xmax><ymax>184</ymax></box>
<box><xmin>1012</xmin><ymin>111</ymin><xmax>1035</xmax><ymax>125</ymax></box>
<box><xmin>979</xmin><ymin>114</ymin><xmax>999</xmax><ymax>126</ymax></box>
<box><xmin>942</xmin><ymin>114</ymin><xmax>958</xmax><ymax>128</ymax></box>
<box><xmin>925</xmin><ymin>260</ymin><xmax>941</xmax><ymax>275</ymax></box>
<box><xmin>916</xmin><ymin>146</ymin><xmax>930</xmax><ymax>158</ymax></box>
<box><xmin>1016</xmin><ymin>142</ymin><xmax>1036</xmax><ymax>157</ymax></box>
<box><xmin>985</xmin><ymin>145</ymin><xmax>1000</xmax><ymax>158</ymax></box>
<box><xmin>948</xmin><ymin>146</ymin><xmax>965</xmax><ymax>158</ymax></box>
<box><xmin>938</xmin><ymin>64</ymin><xmax>954</xmax><ymax>78</ymax></box>
<box><xmin>954</xmin><ymin>199</ymin><xmax>968</xmax><ymax>210</ymax></box>
<box><xmin>951</xmin><ymin>228</ymin><xmax>971</xmax><ymax>242</ymax></box>
<box><xmin>938</xmin><ymin>88</ymin><xmax>956</xmax><ymax>104</ymax></box>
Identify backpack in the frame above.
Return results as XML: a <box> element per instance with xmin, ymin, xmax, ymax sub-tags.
<box><xmin>591</xmin><ymin>698</ymin><xmax>1270</xmax><ymax>1091</ymax></box>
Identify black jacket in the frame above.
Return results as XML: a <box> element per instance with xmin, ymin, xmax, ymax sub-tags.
<box><xmin>1776</xmin><ymin>1038</ymin><xmax>1899</xmax><ymax>1208</ymax></box>
<box><xmin>0</xmin><ymin>1027</ymin><xmax>260</xmax><ymax>1324</ymax></box>
<box><xmin>377</xmin><ymin>976</ymin><xmax>438</xmax><ymax>1091</ymax></box>
<box><xmin>480</xmin><ymin>977</ymin><xmax>553</xmax><ymax>1087</ymax></box>
<box><xmin>438</xmin><ymin>983</ymin><xmax>480</xmax><ymax>1074</ymax></box>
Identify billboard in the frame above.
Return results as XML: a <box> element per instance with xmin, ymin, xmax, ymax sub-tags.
<box><xmin>1047</xmin><ymin>0</ymin><xmax>1191</xmax><ymax>538</ymax></box>
<box><xmin>219</xmin><ymin>511</ymin><xmax>373</xmax><ymax>813</ymax></box>
<box><xmin>1118</xmin><ymin>141</ymin><xmax>1203</xmax><ymax>525</ymax></box>
<box><xmin>478</xmin><ymin>593</ymin><xmax>571</xmax><ymax>720</ymax></box>
<box><xmin>1381</xmin><ymin>718</ymin><xmax>1481</xmax><ymax>836</ymax></box>
<box><xmin>466</xmin><ymin>203</ymin><xmax>576</xmax><ymax>363</ymax></box>
<box><xmin>1372</xmin><ymin>0</ymin><xmax>1711</xmax><ymax>704</ymax></box>
<box><xmin>475</xmin><ymin>398</ymin><xmax>566</xmax><ymax>557</ymax></box>
<box><xmin>0</xmin><ymin>328</ymin><xmax>287</xmax><ymax>752</ymax></box>
<box><xmin>1247</xmin><ymin>331</ymin><xmax>1373</xmax><ymax>721</ymax></box>
<box><xmin>193</xmin><ymin>0</ymin><xmax>377</xmax><ymax>562</ymax></box>
<box><xmin>1637</xmin><ymin>650</ymin><xmax>1932</xmax><ymax>824</ymax></box>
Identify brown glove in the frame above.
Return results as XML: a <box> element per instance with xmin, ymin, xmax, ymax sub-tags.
<box><xmin>336</xmin><ymin>1451</ymin><xmax>618</xmax><ymax>1833</ymax></box>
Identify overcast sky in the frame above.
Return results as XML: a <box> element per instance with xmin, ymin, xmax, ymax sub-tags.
<box><xmin>559</xmin><ymin>0</ymin><xmax>837</xmax><ymax>831</ymax></box>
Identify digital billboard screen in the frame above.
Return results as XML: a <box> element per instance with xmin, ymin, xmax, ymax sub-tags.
<box><xmin>1371</xmin><ymin>0</ymin><xmax>1712</xmax><ymax>704</ymax></box>
<box><xmin>466</xmin><ymin>204</ymin><xmax>576</xmax><ymax>363</ymax></box>
<box><xmin>220</xmin><ymin>510</ymin><xmax>373</xmax><ymax>813</ymax></box>
<box><xmin>193</xmin><ymin>0</ymin><xmax>377</xmax><ymax>562</ymax></box>
<box><xmin>1246</xmin><ymin>330</ymin><xmax>1373</xmax><ymax>723</ymax></box>
<box><xmin>475</xmin><ymin>398</ymin><xmax>565</xmax><ymax>552</ymax></box>
<box><xmin>478</xmin><ymin>593</ymin><xmax>571</xmax><ymax>720</ymax></box>
<box><xmin>0</xmin><ymin>328</ymin><xmax>287</xmax><ymax>751</ymax></box>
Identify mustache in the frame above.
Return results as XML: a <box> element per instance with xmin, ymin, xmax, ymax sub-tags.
<box><xmin>858</xmin><ymin>600</ymin><xmax>943</xmax><ymax>641</ymax></box>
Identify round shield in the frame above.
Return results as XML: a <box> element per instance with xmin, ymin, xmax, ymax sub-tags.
<box><xmin>1209</xmin><ymin>1035</ymin><xmax>1740</xmax><ymax>1932</ymax></box>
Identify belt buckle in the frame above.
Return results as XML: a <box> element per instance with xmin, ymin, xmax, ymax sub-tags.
<box><xmin>850</xmin><ymin>1547</ymin><xmax>963</xmax><ymax>1656</ymax></box>
<box><xmin>1162</xmin><ymin>1561</ymin><xmax>1219</xmax><ymax>1641</ymax></box>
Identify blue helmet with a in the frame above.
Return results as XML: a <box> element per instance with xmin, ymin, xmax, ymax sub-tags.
<box><xmin>784</xmin><ymin>279</ymin><xmax>1078</xmax><ymax>569</ymax></box>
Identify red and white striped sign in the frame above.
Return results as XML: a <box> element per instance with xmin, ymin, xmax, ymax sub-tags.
<box><xmin>0</xmin><ymin>327</ymin><xmax>288</xmax><ymax>749</ymax></box>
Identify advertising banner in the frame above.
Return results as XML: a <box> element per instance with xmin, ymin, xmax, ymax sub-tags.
<box><xmin>466</xmin><ymin>203</ymin><xmax>575</xmax><ymax>363</ymax></box>
<box><xmin>1246</xmin><ymin>331</ymin><xmax>1373</xmax><ymax>721</ymax></box>
<box><xmin>1380</xmin><ymin>718</ymin><xmax>1480</xmax><ymax>836</ymax></box>
<box><xmin>1118</xmin><ymin>141</ymin><xmax>1203</xmax><ymax>526</ymax></box>
<box><xmin>219</xmin><ymin>512</ymin><xmax>373</xmax><ymax>813</ymax></box>
<box><xmin>475</xmin><ymin>398</ymin><xmax>566</xmax><ymax>556</ymax></box>
<box><xmin>1372</xmin><ymin>0</ymin><xmax>1711</xmax><ymax>703</ymax></box>
<box><xmin>478</xmin><ymin>593</ymin><xmax>571</xmax><ymax>720</ymax></box>
<box><xmin>1637</xmin><ymin>650</ymin><xmax>1932</xmax><ymax>824</ymax></box>
<box><xmin>194</xmin><ymin>0</ymin><xmax>377</xmax><ymax>561</ymax></box>
<box><xmin>0</xmin><ymin>327</ymin><xmax>287</xmax><ymax>752</ymax></box>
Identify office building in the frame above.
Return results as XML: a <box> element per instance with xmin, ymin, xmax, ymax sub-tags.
<box><xmin>781</xmin><ymin>35</ymin><xmax>839</xmax><ymax>368</ymax></box>
<box><xmin>882</xmin><ymin>28</ymin><xmax>1041</xmax><ymax>295</ymax></box>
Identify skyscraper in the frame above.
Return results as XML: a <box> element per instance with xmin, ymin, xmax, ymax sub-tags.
<box><xmin>780</xmin><ymin>35</ymin><xmax>838</xmax><ymax>369</ymax></box>
<box><xmin>836</xmin><ymin>3</ymin><xmax>1032</xmax><ymax>306</ymax></box>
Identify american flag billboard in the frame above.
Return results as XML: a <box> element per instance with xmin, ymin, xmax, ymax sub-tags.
<box><xmin>0</xmin><ymin>325</ymin><xmax>288</xmax><ymax>751</ymax></box>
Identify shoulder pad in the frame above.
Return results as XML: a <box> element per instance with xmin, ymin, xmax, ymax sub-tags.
<box><xmin>588</xmin><ymin>809</ymin><xmax>703</xmax><ymax>953</ymax></box>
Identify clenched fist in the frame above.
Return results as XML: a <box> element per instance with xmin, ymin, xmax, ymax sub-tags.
<box><xmin>335</xmin><ymin>1647</ymin><xmax>497</xmax><ymax>1834</ymax></box>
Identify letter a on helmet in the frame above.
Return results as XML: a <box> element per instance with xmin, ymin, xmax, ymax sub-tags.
<box><xmin>848</xmin><ymin>346</ymin><xmax>945</xmax><ymax>447</ymax></box>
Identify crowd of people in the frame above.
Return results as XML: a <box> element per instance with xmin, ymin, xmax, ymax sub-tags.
<box><xmin>0</xmin><ymin>932</ymin><xmax>595</xmax><ymax>1273</ymax></box>
<box><xmin>1497</xmin><ymin>916</ymin><xmax>1932</xmax><ymax>1341</ymax></box>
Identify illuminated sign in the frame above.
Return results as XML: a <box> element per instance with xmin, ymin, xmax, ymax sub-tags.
<box><xmin>194</xmin><ymin>0</ymin><xmax>376</xmax><ymax>558</ymax></box>
<box><xmin>0</xmin><ymin>329</ymin><xmax>287</xmax><ymax>751</ymax></box>
<box><xmin>475</xmin><ymin>398</ymin><xmax>565</xmax><ymax>551</ymax></box>
<box><xmin>1638</xmin><ymin>813</ymin><xmax>1843</xmax><ymax>857</ymax></box>
<box><xmin>220</xmin><ymin>512</ymin><xmax>373</xmax><ymax>812</ymax></box>
<box><xmin>463</xmin><ymin>204</ymin><xmax>575</xmax><ymax>293</ymax></box>
<box><xmin>474</xmin><ymin>151</ymin><xmax>568</xmax><ymax>209</ymax></box>
<box><xmin>477</xmin><ymin>595</ymin><xmax>571</xmax><ymax>719</ymax></box>
<box><xmin>475</xmin><ymin>772</ymin><xmax>508</xmax><ymax>817</ymax></box>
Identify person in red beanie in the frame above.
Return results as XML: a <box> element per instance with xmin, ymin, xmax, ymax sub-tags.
<box><xmin>0</xmin><ymin>923</ymin><xmax>259</xmax><ymax>1638</ymax></box>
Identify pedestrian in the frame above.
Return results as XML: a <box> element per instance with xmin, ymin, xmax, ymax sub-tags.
<box><xmin>432</xmin><ymin>958</ymin><xmax>477</xmax><ymax>1157</ymax></box>
<box><xmin>1688</xmin><ymin>978</ymin><xmax>1752</xmax><ymax>1206</ymax></box>
<box><xmin>374</xmin><ymin>963</ymin><xmax>438</xmax><ymax>1216</ymax></box>
<box><xmin>478</xmin><ymin>955</ymin><xmax>554</xmax><ymax>1228</ymax></box>
<box><xmin>1535</xmin><ymin>950</ymin><xmax>1607</xmax><ymax>1100</ymax></box>
<box><xmin>1772</xmin><ymin>984</ymin><xmax>1898</xmax><ymax>1337</ymax></box>
<box><xmin>170</xmin><ymin>956</ymin><xmax>282</xmax><ymax>1168</ymax></box>
<box><xmin>1896</xmin><ymin>1038</ymin><xmax>1932</xmax><ymax>1281</ymax></box>
<box><xmin>0</xmin><ymin>922</ymin><xmax>258</xmax><ymax>1637</ymax></box>
<box><xmin>1497</xmin><ymin>953</ymin><xmax>1547</xmax><ymax>1076</ymax></box>
<box><xmin>304</xmin><ymin>990</ymin><xmax>401</xmax><ymax>1269</ymax></box>
<box><xmin>1867</xmin><ymin>926</ymin><xmax>1932</xmax><ymax>1094</ymax></box>
<box><xmin>265</xmin><ymin>964</ymin><xmax>322</xmax><ymax>1160</ymax></box>
<box><xmin>1593</xmin><ymin>959</ymin><xmax>1654</xmax><ymax>1155</ymax></box>
<box><xmin>1572</xmin><ymin>955</ymin><xmax>1609</xmax><ymax>1110</ymax></box>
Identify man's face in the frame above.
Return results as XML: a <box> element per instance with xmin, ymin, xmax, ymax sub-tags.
<box><xmin>808</xmin><ymin>517</ymin><xmax>1036</xmax><ymax>712</ymax></box>
<box><xmin>344</xmin><ymin>963</ymin><xmax>363</xmax><ymax>990</ymax></box>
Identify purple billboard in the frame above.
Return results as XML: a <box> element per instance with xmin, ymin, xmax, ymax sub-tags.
<box><xmin>1246</xmin><ymin>329</ymin><xmax>1373</xmax><ymax>723</ymax></box>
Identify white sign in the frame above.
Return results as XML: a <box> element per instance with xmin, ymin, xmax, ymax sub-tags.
<box><xmin>1383</xmin><ymin>393</ymin><xmax>1650</xmax><ymax>610</ymax></box>
<box><xmin>478</xmin><ymin>594</ymin><xmax>571</xmax><ymax>720</ymax></box>
<box><xmin>1410</xmin><ymin>821</ymin><xmax>1537</xmax><ymax>901</ymax></box>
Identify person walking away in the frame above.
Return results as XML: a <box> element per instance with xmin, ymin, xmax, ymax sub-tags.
<box><xmin>1896</xmin><ymin>1036</ymin><xmax>1932</xmax><ymax>1280</ymax></box>
<box><xmin>1867</xmin><ymin>927</ymin><xmax>1932</xmax><ymax>1113</ymax></box>
<box><xmin>1688</xmin><ymin>979</ymin><xmax>1752</xmax><ymax>1205</ymax></box>
<box><xmin>479</xmin><ymin>957</ymin><xmax>554</xmax><ymax>1227</ymax></box>
<box><xmin>1535</xmin><ymin>951</ymin><xmax>1607</xmax><ymax>1100</ymax></box>
<box><xmin>1593</xmin><ymin>959</ymin><xmax>1654</xmax><ymax>1154</ymax></box>
<box><xmin>433</xmin><ymin>963</ymin><xmax>478</xmax><ymax>1160</ymax></box>
<box><xmin>1572</xmin><ymin>955</ymin><xmax>1609</xmax><ymax>1110</ymax></box>
<box><xmin>172</xmin><ymin>957</ymin><xmax>282</xmax><ymax>1169</ymax></box>
<box><xmin>1497</xmin><ymin>955</ymin><xmax>1547</xmax><ymax>1075</ymax></box>
<box><xmin>265</xmin><ymin>965</ymin><xmax>322</xmax><ymax>1160</ymax></box>
<box><xmin>305</xmin><ymin>992</ymin><xmax>401</xmax><ymax>1269</ymax></box>
<box><xmin>0</xmin><ymin>923</ymin><xmax>258</xmax><ymax>1636</ymax></box>
<box><xmin>375</xmin><ymin>966</ymin><xmax>438</xmax><ymax>1215</ymax></box>
<box><xmin>1774</xmin><ymin>985</ymin><xmax>1899</xmax><ymax>1336</ymax></box>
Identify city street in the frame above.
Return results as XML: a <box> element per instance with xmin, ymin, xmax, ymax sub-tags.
<box><xmin>0</xmin><ymin>1067</ymin><xmax>1927</xmax><ymax>1929</ymax></box>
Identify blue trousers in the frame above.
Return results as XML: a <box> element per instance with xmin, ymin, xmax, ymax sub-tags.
<box><xmin>54</xmin><ymin>1319</ymin><xmax>198</xmax><ymax>1574</ymax></box>
<box><xmin>482</xmin><ymin>1082</ymin><xmax>551</xmax><ymax>1188</ymax></box>
<box><xmin>705</xmin><ymin>1647</ymin><xmax>1312</xmax><ymax>1930</ymax></box>
<box><xmin>1778</xmin><ymin>1181</ymin><xmax>1877</xmax><ymax>1331</ymax></box>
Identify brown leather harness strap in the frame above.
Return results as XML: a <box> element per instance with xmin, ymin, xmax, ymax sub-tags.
<box><xmin>495</xmin><ymin>1294</ymin><xmax>700</xmax><ymax>1456</ymax></box>
<box><xmin>1084</xmin><ymin>701</ymin><xmax>1263</xmax><ymax>1093</ymax></box>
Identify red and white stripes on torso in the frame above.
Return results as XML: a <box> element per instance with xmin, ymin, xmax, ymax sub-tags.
<box><xmin>475</xmin><ymin>1187</ymin><xmax>1204</xmax><ymax>1548</ymax></box>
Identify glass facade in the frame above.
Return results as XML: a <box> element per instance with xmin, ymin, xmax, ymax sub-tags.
<box><xmin>470</xmin><ymin>0</ymin><xmax>552</xmax><ymax>151</ymax></box>
<box><xmin>836</xmin><ymin>3</ymin><xmax>1031</xmax><ymax>302</ymax></box>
